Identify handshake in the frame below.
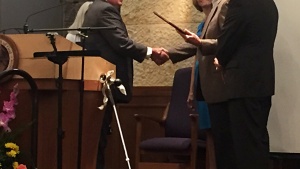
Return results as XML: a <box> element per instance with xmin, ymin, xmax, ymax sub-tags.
<box><xmin>150</xmin><ymin>48</ymin><xmax>170</xmax><ymax>65</ymax></box>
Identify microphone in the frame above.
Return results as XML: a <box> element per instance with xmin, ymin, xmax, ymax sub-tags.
<box><xmin>23</xmin><ymin>1</ymin><xmax>79</xmax><ymax>34</ymax></box>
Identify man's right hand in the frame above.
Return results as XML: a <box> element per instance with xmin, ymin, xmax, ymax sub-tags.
<box><xmin>151</xmin><ymin>48</ymin><xmax>169</xmax><ymax>65</ymax></box>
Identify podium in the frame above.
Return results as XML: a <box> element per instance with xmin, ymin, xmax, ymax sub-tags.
<box><xmin>0</xmin><ymin>34</ymin><xmax>115</xmax><ymax>169</ymax></box>
<box><xmin>5</xmin><ymin>34</ymin><xmax>115</xmax><ymax>83</ymax></box>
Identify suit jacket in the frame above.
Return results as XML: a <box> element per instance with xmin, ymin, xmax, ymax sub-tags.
<box><xmin>216</xmin><ymin>0</ymin><xmax>278</xmax><ymax>99</ymax></box>
<box><xmin>169</xmin><ymin>0</ymin><xmax>229</xmax><ymax>103</ymax></box>
<box><xmin>82</xmin><ymin>0</ymin><xmax>147</xmax><ymax>103</ymax></box>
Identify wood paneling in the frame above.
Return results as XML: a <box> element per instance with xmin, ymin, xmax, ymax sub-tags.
<box><xmin>1</xmin><ymin>83</ymin><xmax>298</xmax><ymax>169</ymax></box>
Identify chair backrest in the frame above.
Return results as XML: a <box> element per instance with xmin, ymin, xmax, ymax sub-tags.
<box><xmin>165</xmin><ymin>67</ymin><xmax>192</xmax><ymax>138</ymax></box>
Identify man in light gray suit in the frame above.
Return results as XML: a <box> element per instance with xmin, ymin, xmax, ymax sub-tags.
<box><xmin>168</xmin><ymin>0</ymin><xmax>229</xmax><ymax>104</ymax></box>
<box><xmin>165</xmin><ymin>0</ymin><xmax>231</xmax><ymax>168</ymax></box>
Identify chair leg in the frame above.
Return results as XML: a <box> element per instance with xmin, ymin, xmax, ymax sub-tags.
<box><xmin>205</xmin><ymin>130</ymin><xmax>216</xmax><ymax>169</ymax></box>
<box><xmin>135</xmin><ymin>119</ymin><xmax>142</xmax><ymax>169</ymax></box>
<box><xmin>135</xmin><ymin>151</ymin><xmax>140</xmax><ymax>169</ymax></box>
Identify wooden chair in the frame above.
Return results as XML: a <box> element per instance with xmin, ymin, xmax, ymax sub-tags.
<box><xmin>134</xmin><ymin>67</ymin><xmax>216</xmax><ymax>169</ymax></box>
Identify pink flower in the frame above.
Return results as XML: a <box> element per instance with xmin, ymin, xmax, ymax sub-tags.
<box><xmin>3</xmin><ymin>100</ymin><xmax>16</xmax><ymax>118</ymax></box>
<box><xmin>0</xmin><ymin>112</ymin><xmax>11</xmax><ymax>132</ymax></box>
<box><xmin>11</xmin><ymin>84</ymin><xmax>19</xmax><ymax>101</ymax></box>
<box><xmin>10</xmin><ymin>88</ymin><xmax>19</xmax><ymax>105</ymax></box>
<box><xmin>17</xmin><ymin>164</ymin><xmax>27</xmax><ymax>169</ymax></box>
<box><xmin>0</xmin><ymin>83</ymin><xmax>18</xmax><ymax>132</ymax></box>
<box><xmin>5</xmin><ymin>110</ymin><xmax>15</xmax><ymax>120</ymax></box>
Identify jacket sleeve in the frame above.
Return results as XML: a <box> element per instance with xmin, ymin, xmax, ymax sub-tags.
<box><xmin>168</xmin><ymin>43</ymin><xmax>197</xmax><ymax>64</ymax></box>
<box><xmin>200</xmin><ymin>0</ymin><xmax>229</xmax><ymax>56</ymax></box>
<box><xmin>216</xmin><ymin>1</ymin><xmax>247</xmax><ymax>66</ymax></box>
<box><xmin>97</xmin><ymin>6</ymin><xmax>147</xmax><ymax>63</ymax></box>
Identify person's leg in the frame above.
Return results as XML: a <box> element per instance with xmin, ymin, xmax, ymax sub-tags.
<box><xmin>96</xmin><ymin>102</ymin><xmax>113</xmax><ymax>169</ymax></box>
<box><xmin>228</xmin><ymin>97</ymin><xmax>271</xmax><ymax>169</ymax></box>
<box><xmin>208</xmin><ymin>102</ymin><xmax>235</xmax><ymax>169</ymax></box>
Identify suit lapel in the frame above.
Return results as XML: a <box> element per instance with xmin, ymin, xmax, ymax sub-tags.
<box><xmin>201</xmin><ymin>0</ymin><xmax>222</xmax><ymax>38</ymax></box>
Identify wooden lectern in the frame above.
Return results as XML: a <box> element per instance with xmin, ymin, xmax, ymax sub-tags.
<box><xmin>0</xmin><ymin>34</ymin><xmax>115</xmax><ymax>169</ymax></box>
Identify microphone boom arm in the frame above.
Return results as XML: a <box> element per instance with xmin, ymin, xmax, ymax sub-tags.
<box><xmin>26</xmin><ymin>26</ymin><xmax>117</xmax><ymax>34</ymax></box>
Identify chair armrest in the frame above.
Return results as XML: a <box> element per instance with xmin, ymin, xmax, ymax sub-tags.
<box><xmin>189</xmin><ymin>113</ymin><xmax>199</xmax><ymax>119</ymax></box>
<box><xmin>134</xmin><ymin>102</ymin><xmax>169</xmax><ymax>126</ymax></box>
<box><xmin>134</xmin><ymin>114</ymin><xmax>165</xmax><ymax>126</ymax></box>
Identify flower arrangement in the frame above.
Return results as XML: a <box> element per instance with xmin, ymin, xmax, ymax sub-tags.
<box><xmin>0</xmin><ymin>84</ymin><xmax>27</xmax><ymax>169</ymax></box>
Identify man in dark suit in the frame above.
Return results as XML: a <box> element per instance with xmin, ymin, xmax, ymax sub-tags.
<box><xmin>168</xmin><ymin>0</ymin><xmax>278</xmax><ymax>168</ymax></box>
<box><xmin>82</xmin><ymin>0</ymin><xmax>168</xmax><ymax>168</ymax></box>
<box><xmin>212</xmin><ymin>0</ymin><xmax>279</xmax><ymax>168</ymax></box>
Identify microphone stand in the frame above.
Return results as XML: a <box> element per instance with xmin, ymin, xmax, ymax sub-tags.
<box><xmin>28</xmin><ymin>26</ymin><xmax>116</xmax><ymax>169</ymax></box>
<box><xmin>77</xmin><ymin>29</ymin><xmax>87</xmax><ymax>169</ymax></box>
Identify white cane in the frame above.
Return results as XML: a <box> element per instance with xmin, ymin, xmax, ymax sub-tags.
<box><xmin>98</xmin><ymin>70</ymin><xmax>132</xmax><ymax>169</ymax></box>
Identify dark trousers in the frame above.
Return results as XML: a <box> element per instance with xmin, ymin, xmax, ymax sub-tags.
<box><xmin>208</xmin><ymin>96</ymin><xmax>271</xmax><ymax>169</ymax></box>
<box><xmin>96</xmin><ymin>102</ymin><xmax>113</xmax><ymax>169</ymax></box>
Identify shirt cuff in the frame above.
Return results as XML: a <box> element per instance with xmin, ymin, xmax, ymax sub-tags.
<box><xmin>145</xmin><ymin>47</ymin><xmax>152</xmax><ymax>59</ymax></box>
